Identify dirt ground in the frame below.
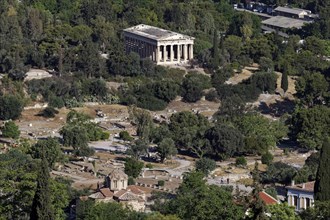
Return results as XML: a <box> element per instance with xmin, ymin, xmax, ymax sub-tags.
<box><xmin>155</xmin><ymin>97</ymin><xmax>220</xmax><ymax>119</ymax></box>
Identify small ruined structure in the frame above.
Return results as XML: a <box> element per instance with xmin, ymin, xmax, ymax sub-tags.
<box><xmin>123</xmin><ymin>24</ymin><xmax>194</xmax><ymax>65</ymax></box>
<box><xmin>88</xmin><ymin>168</ymin><xmax>146</xmax><ymax>211</ymax></box>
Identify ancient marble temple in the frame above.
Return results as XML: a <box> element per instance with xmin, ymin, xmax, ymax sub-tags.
<box><xmin>123</xmin><ymin>24</ymin><xmax>194</xmax><ymax>65</ymax></box>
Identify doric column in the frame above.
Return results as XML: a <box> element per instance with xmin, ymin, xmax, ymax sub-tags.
<box><xmin>156</xmin><ymin>46</ymin><xmax>160</xmax><ymax>63</ymax></box>
<box><xmin>170</xmin><ymin>44</ymin><xmax>174</xmax><ymax>62</ymax></box>
<box><xmin>189</xmin><ymin>44</ymin><xmax>193</xmax><ymax>60</ymax></box>
<box><xmin>183</xmin><ymin>44</ymin><xmax>187</xmax><ymax>61</ymax></box>
<box><xmin>177</xmin><ymin>44</ymin><xmax>181</xmax><ymax>62</ymax></box>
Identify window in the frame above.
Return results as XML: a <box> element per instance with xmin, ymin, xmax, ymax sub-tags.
<box><xmin>122</xmin><ymin>180</ymin><xmax>125</xmax><ymax>187</ymax></box>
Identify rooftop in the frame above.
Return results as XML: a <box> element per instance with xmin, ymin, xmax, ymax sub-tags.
<box><xmin>286</xmin><ymin>181</ymin><xmax>315</xmax><ymax>193</ymax></box>
<box><xmin>275</xmin><ymin>6</ymin><xmax>311</xmax><ymax>15</ymax></box>
<box><xmin>259</xmin><ymin>191</ymin><xmax>279</xmax><ymax>205</ymax></box>
<box><xmin>108</xmin><ymin>168</ymin><xmax>128</xmax><ymax>180</ymax></box>
<box><xmin>262</xmin><ymin>16</ymin><xmax>312</xmax><ymax>29</ymax></box>
<box><xmin>124</xmin><ymin>24</ymin><xmax>194</xmax><ymax>41</ymax></box>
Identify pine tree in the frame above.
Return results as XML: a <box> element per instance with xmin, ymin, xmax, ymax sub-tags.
<box><xmin>314</xmin><ymin>138</ymin><xmax>330</xmax><ymax>201</ymax></box>
<box><xmin>248</xmin><ymin>162</ymin><xmax>267</xmax><ymax>220</ymax></box>
<box><xmin>281</xmin><ymin>67</ymin><xmax>289</xmax><ymax>93</ymax></box>
<box><xmin>30</xmin><ymin>147</ymin><xmax>54</xmax><ymax>220</ymax></box>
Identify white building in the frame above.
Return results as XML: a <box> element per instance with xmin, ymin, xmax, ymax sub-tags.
<box><xmin>123</xmin><ymin>24</ymin><xmax>194</xmax><ymax>65</ymax></box>
<box><xmin>286</xmin><ymin>181</ymin><xmax>315</xmax><ymax>211</ymax></box>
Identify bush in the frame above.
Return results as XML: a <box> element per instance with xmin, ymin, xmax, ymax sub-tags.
<box><xmin>145</xmin><ymin>163</ymin><xmax>153</xmax><ymax>169</ymax></box>
<box><xmin>158</xmin><ymin>180</ymin><xmax>165</xmax><ymax>187</ymax></box>
<box><xmin>205</xmin><ymin>90</ymin><xmax>219</xmax><ymax>102</ymax></box>
<box><xmin>75</xmin><ymin>146</ymin><xmax>95</xmax><ymax>157</ymax></box>
<box><xmin>100</xmin><ymin>132</ymin><xmax>110</xmax><ymax>140</ymax></box>
<box><xmin>119</xmin><ymin>131</ymin><xmax>133</xmax><ymax>141</ymax></box>
<box><xmin>40</xmin><ymin>107</ymin><xmax>59</xmax><ymax>118</ymax></box>
<box><xmin>196</xmin><ymin>158</ymin><xmax>216</xmax><ymax>176</ymax></box>
<box><xmin>235</xmin><ymin>157</ymin><xmax>247</xmax><ymax>166</ymax></box>
<box><xmin>1</xmin><ymin>121</ymin><xmax>20</xmax><ymax>139</ymax></box>
<box><xmin>48</xmin><ymin>95</ymin><xmax>64</xmax><ymax>108</ymax></box>
<box><xmin>261</xmin><ymin>151</ymin><xmax>274</xmax><ymax>165</ymax></box>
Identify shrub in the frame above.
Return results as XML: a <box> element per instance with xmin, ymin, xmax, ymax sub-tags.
<box><xmin>146</xmin><ymin>163</ymin><xmax>153</xmax><ymax>169</ymax></box>
<box><xmin>100</xmin><ymin>132</ymin><xmax>110</xmax><ymax>140</ymax></box>
<box><xmin>48</xmin><ymin>95</ymin><xmax>64</xmax><ymax>108</ymax></box>
<box><xmin>119</xmin><ymin>131</ymin><xmax>133</xmax><ymax>141</ymax></box>
<box><xmin>235</xmin><ymin>156</ymin><xmax>247</xmax><ymax>166</ymax></box>
<box><xmin>261</xmin><ymin>151</ymin><xmax>274</xmax><ymax>165</ymax></box>
<box><xmin>158</xmin><ymin>180</ymin><xmax>165</xmax><ymax>187</ymax></box>
<box><xmin>1</xmin><ymin>121</ymin><xmax>20</xmax><ymax>139</ymax></box>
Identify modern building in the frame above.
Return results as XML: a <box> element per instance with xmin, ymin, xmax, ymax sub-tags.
<box><xmin>261</xmin><ymin>16</ymin><xmax>312</xmax><ymax>31</ymax></box>
<box><xmin>274</xmin><ymin>6</ymin><xmax>311</xmax><ymax>19</ymax></box>
<box><xmin>123</xmin><ymin>24</ymin><xmax>194</xmax><ymax>65</ymax></box>
<box><xmin>286</xmin><ymin>181</ymin><xmax>315</xmax><ymax>211</ymax></box>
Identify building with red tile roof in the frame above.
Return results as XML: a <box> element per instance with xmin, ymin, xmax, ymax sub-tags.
<box><xmin>259</xmin><ymin>191</ymin><xmax>279</xmax><ymax>205</ymax></box>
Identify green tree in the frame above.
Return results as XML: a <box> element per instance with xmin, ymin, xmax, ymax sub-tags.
<box><xmin>300</xmin><ymin>201</ymin><xmax>330</xmax><ymax>220</ymax></box>
<box><xmin>314</xmin><ymin>138</ymin><xmax>330</xmax><ymax>201</ymax></box>
<box><xmin>124</xmin><ymin>157</ymin><xmax>144</xmax><ymax>178</ymax></box>
<box><xmin>169</xmin><ymin>111</ymin><xmax>210</xmax><ymax>152</ymax></box>
<box><xmin>205</xmin><ymin>123</ymin><xmax>245</xmax><ymax>158</ymax></box>
<box><xmin>167</xmin><ymin>172</ymin><xmax>244</xmax><ymax>220</ymax></box>
<box><xmin>212</xmin><ymin>29</ymin><xmax>220</xmax><ymax>68</ymax></box>
<box><xmin>234</xmin><ymin>113</ymin><xmax>287</xmax><ymax>155</ymax></box>
<box><xmin>0</xmin><ymin>95</ymin><xmax>24</xmax><ymax>120</ymax></box>
<box><xmin>127</xmin><ymin>139</ymin><xmax>148</xmax><ymax>160</ymax></box>
<box><xmin>195</xmin><ymin>158</ymin><xmax>216</xmax><ymax>176</ymax></box>
<box><xmin>128</xmin><ymin>106</ymin><xmax>153</xmax><ymax>142</ymax></box>
<box><xmin>1</xmin><ymin>121</ymin><xmax>20</xmax><ymax>139</ymax></box>
<box><xmin>156</xmin><ymin>138</ymin><xmax>177</xmax><ymax>163</ymax></box>
<box><xmin>31</xmin><ymin>138</ymin><xmax>63</xmax><ymax>169</ymax></box>
<box><xmin>0</xmin><ymin>150</ymin><xmax>38</xmax><ymax>219</ymax></box>
<box><xmin>295</xmin><ymin>72</ymin><xmax>329</xmax><ymax>107</ymax></box>
<box><xmin>291</xmin><ymin>106</ymin><xmax>330</xmax><ymax>150</ymax></box>
<box><xmin>248</xmin><ymin>162</ymin><xmax>267</xmax><ymax>220</ymax></box>
<box><xmin>182</xmin><ymin>72</ymin><xmax>211</xmax><ymax>103</ymax></box>
<box><xmin>281</xmin><ymin>71</ymin><xmax>289</xmax><ymax>93</ymax></box>
<box><xmin>268</xmin><ymin>203</ymin><xmax>299</xmax><ymax>220</ymax></box>
<box><xmin>30</xmin><ymin>149</ymin><xmax>54</xmax><ymax>220</ymax></box>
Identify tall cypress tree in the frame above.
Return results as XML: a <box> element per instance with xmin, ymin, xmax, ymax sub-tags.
<box><xmin>281</xmin><ymin>63</ymin><xmax>289</xmax><ymax>92</ymax></box>
<box><xmin>212</xmin><ymin>29</ymin><xmax>220</xmax><ymax>69</ymax></box>
<box><xmin>30</xmin><ymin>147</ymin><xmax>54</xmax><ymax>220</ymax></box>
<box><xmin>314</xmin><ymin>138</ymin><xmax>330</xmax><ymax>201</ymax></box>
<box><xmin>248</xmin><ymin>162</ymin><xmax>267</xmax><ymax>220</ymax></box>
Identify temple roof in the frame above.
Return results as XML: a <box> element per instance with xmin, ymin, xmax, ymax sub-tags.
<box><xmin>124</xmin><ymin>24</ymin><xmax>194</xmax><ymax>41</ymax></box>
